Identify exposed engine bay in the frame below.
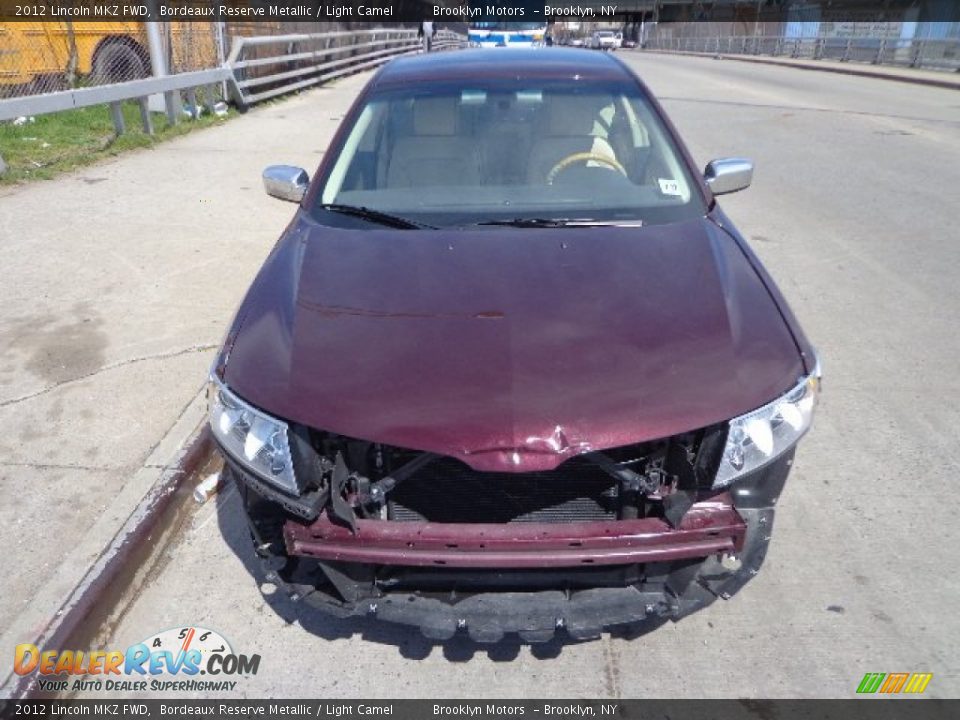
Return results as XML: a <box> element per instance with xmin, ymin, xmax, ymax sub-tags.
<box><xmin>218</xmin><ymin>420</ymin><xmax>789</xmax><ymax>642</ymax></box>
<box><xmin>240</xmin><ymin>422</ymin><xmax>729</xmax><ymax>532</ymax></box>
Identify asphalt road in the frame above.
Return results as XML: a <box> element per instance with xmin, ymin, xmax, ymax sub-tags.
<box><xmin>71</xmin><ymin>52</ymin><xmax>960</xmax><ymax>698</ymax></box>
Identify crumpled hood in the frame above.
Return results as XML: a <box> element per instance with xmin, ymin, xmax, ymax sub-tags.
<box><xmin>224</xmin><ymin>215</ymin><xmax>804</xmax><ymax>471</ymax></box>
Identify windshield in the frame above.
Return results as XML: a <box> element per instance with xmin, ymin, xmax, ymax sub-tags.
<box><xmin>316</xmin><ymin>79</ymin><xmax>706</xmax><ymax>228</ymax></box>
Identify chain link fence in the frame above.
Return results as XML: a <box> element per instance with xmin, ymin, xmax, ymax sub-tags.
<box><xmin>0</xmin><ymin>22</ymin><xmax>222</xmax><ymax>99</ymax></box>
<box><xmin>0</xmin><ymin>21</ymin><xmax>462</xmax><ymax>101</ymax></box>
<box><xmin>646</xmin><ymin>33</ymin><xmax>960</xmax><ymax>72</ymax></box>
<box><xmin>645</xmin><ymin>21</ymin><xmax>960</xmax><ymax>73</ymax></box>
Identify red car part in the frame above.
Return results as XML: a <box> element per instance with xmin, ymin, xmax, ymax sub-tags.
<box><xmin>283</xmin><ymin>496</ymin><xmax>745</xmax><ymax>569</ymax></box>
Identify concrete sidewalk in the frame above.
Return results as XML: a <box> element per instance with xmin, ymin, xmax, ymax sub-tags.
<box><xmin>0</xmin><ymin>70</ymin><xmax>372</xmax><ymax>693</ymax></box>
<box><xmin>640</xmin><ymin>49</ymin><xmax>960</xmax><ymax>90</ymax></box>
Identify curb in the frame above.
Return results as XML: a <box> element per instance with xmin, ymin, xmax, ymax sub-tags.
<box><xmin>642</xmin><ymin>49</ymin><xmax>960</xmax><ymax>91</ymax></box>
<box><xmin>2</xmin><ymin>419</ymin><xmax>212</xmax><ymax>699</ymax></box>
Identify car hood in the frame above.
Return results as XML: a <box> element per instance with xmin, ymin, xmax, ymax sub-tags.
<box><xmin>223</xmin><ymin>215</ymin><xmax>804</xmax><ymax>472</ymax></box>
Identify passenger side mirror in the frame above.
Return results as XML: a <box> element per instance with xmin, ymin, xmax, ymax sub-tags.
<box><xmin>704</xmin><ymin>158</ymin><xmax>753</xmax><ymax>196</ymax></box>
<box><xmin>262</xmin><ymin>165</ymin><xmax>309</xmax><ymax>202</ymax></box>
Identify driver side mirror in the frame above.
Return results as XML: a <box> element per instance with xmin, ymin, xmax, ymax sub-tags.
<box><xmin>262</xmin><ymin>165</ymin><xmax>309</xmax><ymax>202</ymax></box>
<box><xmin>704</xmin><ymin>158</ymin><xmax>753</xmax><ymax>196</ymax></box>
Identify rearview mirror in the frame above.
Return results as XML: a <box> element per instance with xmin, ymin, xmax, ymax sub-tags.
<box><xmin>704</xmin><ymin>158</ymin><xmax>753</xmax><ymax>196</ymax></box>
<box><xmin>262</xmin><ymin>165</ymin><xmax>309</xmax><ymax>202</ymax></box>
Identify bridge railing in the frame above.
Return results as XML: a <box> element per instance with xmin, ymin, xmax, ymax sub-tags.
<box><xmin>226</xmin><ymin>28</ymin><xmax>466</xmax><ymax>106</ymax></box>
<box><xmin>645</xmin><ymin>35</ymin><xmax>960</xmax><ymax>73</ymax></box>
<box><xmin>0</xmin><ymin>27</ymin><xmax>467</xmax><ymax>171</ymax></box>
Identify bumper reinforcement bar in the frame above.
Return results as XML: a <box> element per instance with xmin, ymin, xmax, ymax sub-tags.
<box><xmin>283</xmin><ymin>499</ymin><xmax>745</xmax><ymax>569</ymax></box>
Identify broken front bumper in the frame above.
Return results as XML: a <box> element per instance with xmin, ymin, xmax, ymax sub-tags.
<box><xmin>224</xmin><ymin>448</ymin><xmax>793</xmax><ymax>642</ymax></box>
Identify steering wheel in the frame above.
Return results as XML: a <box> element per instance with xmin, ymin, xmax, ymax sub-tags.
<box><xmin>546</xmin><ymin>151</ymin><xmax>627</xmax><ymax>185</ymax></box>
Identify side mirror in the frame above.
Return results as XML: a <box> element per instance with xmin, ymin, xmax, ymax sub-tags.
<box><xmin>262</xmin><ymin>165</ymin><xmax>309</xmax><ymax>202</ymax></box>
<box><xmin>704</xmin><ymin>158</ymin><xmax>753</xmax><ymax>196</ymax></box>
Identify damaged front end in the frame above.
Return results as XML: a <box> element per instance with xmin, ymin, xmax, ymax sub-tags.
<box><xmin>208</xmin><ymin>363</ymin><xmax>819</xmax><ymax>642</ymax></box>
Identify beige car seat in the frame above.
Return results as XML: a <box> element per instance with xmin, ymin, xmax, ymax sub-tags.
<box><xmin>386</xmin><ymin>97</ymin><xmax>481</xmax><ymax>188</ymax></box>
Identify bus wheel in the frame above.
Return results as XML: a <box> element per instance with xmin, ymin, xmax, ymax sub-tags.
<box><xmin>92</xmin><ymin>40</ymin><xmax>149</xmax><ymax>84</ymax></box>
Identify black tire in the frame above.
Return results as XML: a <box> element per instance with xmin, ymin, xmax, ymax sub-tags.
<box><xmin>27</xmin><ymin>73</ymin><xmax>67</xmax><ymax>95</ymax></box>
<box><xmin>91</xmin><ymin>40</ymin><xmax>149</xmax><ymax>84</ymax></box>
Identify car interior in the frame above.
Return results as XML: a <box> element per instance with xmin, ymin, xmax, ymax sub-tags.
<box><xmin>338</xmin><ymin>89</ymin><xmax>678</xmax><ymax>194</ymax></box>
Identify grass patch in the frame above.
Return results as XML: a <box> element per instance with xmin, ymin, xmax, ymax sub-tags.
<box><xmin>0</xmin><ymin>98</ymin><xmax>233</xmax><ymax>184</ymax></box>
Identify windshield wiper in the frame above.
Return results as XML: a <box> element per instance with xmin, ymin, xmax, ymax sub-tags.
<box><xmin>319</xmin><ymin>204</ymin><xmax>434</xmax><ymax>230</ymax></box>
<box><xmin>477</xmin><ymin>217</ymin><xmax>569</xmax><ymax>228</ymax></box>
<box><xmin>475</xmin><ymin>218</ymin><xmax>643</xmax><ymax>228</ymax></box>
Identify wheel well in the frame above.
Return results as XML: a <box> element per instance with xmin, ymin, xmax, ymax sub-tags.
<box><xmin>92</xmin><ymin>35</ymin><xmax>150</xmax><ymax>74</ymax></box>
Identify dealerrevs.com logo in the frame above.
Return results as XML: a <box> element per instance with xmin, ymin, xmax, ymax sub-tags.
<box><xmin>856</xmin><ymin>672</ymin><xmax>933</xmax><ymax>695</ymax></box>
<box><xmin>14</xmin><ymin>626</ymin><xmax>260</xmax><ymax>694</ymax></box>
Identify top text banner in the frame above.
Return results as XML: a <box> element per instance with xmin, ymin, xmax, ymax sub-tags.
<box><xmin>2</xmin><ymin>0</ymin><xmax>958</xmax><ymax>22</ymax></box>
<box><xmin>0</xmin><ymin>0</ymin><xmax>632</xmax><ymax>23</ymax></box>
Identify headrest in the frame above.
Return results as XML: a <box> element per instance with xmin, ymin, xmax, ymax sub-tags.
<box><xmin>546</xmin><ymin>94</ymin><xmax>614</xmax><ymax>137</ymax></box>
<box><xmin>413</xmin><ymin>96</ymin><xmax>458</xmax><ymax>136</ymax></box>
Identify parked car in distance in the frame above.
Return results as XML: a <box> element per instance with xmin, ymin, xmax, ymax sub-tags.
<box><xmin>622</xmin><ymin>38</ymin><xmax>639</xmax><ymax>49</ymax></box>
<box><xmin>591</xmin><ymin>30</ymin><xmax>619</xmax><ymax>50</ymax></box>
<box><xmin>569</xmin><ymin>36</ymin><xmax>585</xmax><ymax>47</ymax></box>
<box><xmin>210</xmin><ymin>48</ymin><xmax>820</xmax><ymax>643</ymax></box>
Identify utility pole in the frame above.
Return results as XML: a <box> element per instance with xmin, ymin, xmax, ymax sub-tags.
<box><xmin>145</xmin><ymin>22</ymin><xmax>168</xmax><ymax>78</ymax></box>
<box><xmin>145</xmin><ymin>6</ymin><xmax>178</xmax><ymax>124</ymax></box>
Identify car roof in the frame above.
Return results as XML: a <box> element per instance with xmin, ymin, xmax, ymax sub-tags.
<box><xmin>374</xmin><ymin>48</ymin><xmax>633</xmax><ymax>88</ymax></box>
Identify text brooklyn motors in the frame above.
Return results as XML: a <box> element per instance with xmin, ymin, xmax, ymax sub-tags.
<box><xmin>434</xmin><ymin>706</ymin><xmax>525</xmax><ymax>717</ymax></box>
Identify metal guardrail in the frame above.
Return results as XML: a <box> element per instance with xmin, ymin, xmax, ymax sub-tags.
<box><xmin>0</xmin><ymin>28</ymin><xmax>467</xmax><ymax>170</ymax></box>
<box><xmin>0</xmin><ymin>67</ymin><xmax>231</xmax><ymax>125</ymax></box>
<box><xmin>226</xmin><ymin>28</ymin><xmax>465</xmax><ymax>105</ymax></box>
<box><xmin>646</xmin><ymin>35</ymin><xmax>960</xmax><ymax>73</ymax></box>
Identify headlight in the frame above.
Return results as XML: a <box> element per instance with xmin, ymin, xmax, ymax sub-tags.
<box><xmin>207</xmin><ymin>375</ymin><xmax>299</xmax><ymax>495</ymax></box>
<box><xmin>713</xmin><ymin>357</ymin><xmax>821</xmax><ymax>489</ymax></box>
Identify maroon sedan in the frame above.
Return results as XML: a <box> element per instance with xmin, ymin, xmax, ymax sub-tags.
<box><xmin>209</xmin><ymin>49</ymin><xmax>820</xmax><ymax>642</ymax></box>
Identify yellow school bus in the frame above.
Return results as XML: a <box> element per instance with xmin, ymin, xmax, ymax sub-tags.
<box><xmin>0</xmin><ymin>22</ymin><xmax>218</xmax><ymax>93</ymax></box>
